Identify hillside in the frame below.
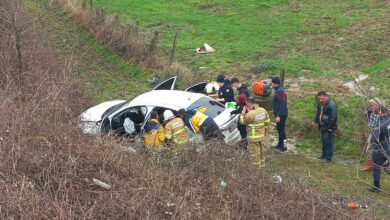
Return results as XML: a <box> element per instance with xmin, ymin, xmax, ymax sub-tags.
<box><xmin>0</xmin><ymin>0</ymin><xmax>389</xmax><ymax>218</ymax></box>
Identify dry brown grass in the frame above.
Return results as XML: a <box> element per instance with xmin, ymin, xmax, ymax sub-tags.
<box><xmin>0</xmin><ymin>1</ymin><xmax>375</xmax><ymax>219</ymax></box>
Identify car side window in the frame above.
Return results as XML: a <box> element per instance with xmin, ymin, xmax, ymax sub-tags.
<box><xmin>111</xmin><ymin>107</ymin><xmax>147</xmax><ymax>136</ymax></box>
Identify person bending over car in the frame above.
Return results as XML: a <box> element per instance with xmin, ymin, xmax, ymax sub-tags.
<box><xmin>180</xmin><ymin>107</ymin><xmax>224</xmax><ymax>142</ymax></box>
<box><xmin>163</xmin><ymin>110</ymin><xmax>189</xmax><ymax>146</ymax></box>
<box><xmin>143</xmin><ymin>111</ymin><xmax>165</xmax><ymax>151</ymax></box>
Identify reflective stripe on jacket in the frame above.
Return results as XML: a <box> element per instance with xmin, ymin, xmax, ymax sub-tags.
<box><xmin>240</xmin><ymin>104</ymin><xmax>270</xmax><ymax>142</ymax></box>
<box><xmin>190</xmin><ymin>107</ymin><xmax>209</xmax><ymax>133</ymax></box>
<box><xmin>143</xmin><ymin>119</ymin><xmax>165</xmax><ymax>149</ymax></box>
<box><xmin>165</xmin><ymin>117</ymin><xmax>188</xmax><ymax>145</ymax></box>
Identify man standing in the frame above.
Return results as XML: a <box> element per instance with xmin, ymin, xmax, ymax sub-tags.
<box><xmin>231</xmin><ymin>77</ymin><xmax>251</xmax><ymax>98</ymax></box>
<box><xmin>368</xmin><ymin>105</ymin><xmax>390</xmax><ymax>192</ymax></box>
<box><xmin>143</xmin><ymin>111</ymin><xmax>165</xmax><ymax>150</ymax></box>
<box><xmin>360</xmin><ymin>99</ymin><xmax>381</xmax><ymax>171</ymax></box>
<box><xmin>163</xmin><ymin>110</ymin><xmax>189</xmax><ymax>146</ymax></box>
<box><xmin>240</xmin><ymin>97</ymin><xmax>270</xmax><ymax>168</ymax></box>
<box><xmin>312</xmin><ymin>91</ymin><xmax>338</xmax><ymax>163</ymax></box>
<box><xmin>271</xmin><ymin>76</ymin><xmax>288</xmax><ymax>152</ymax></box>
<box><xmin>216</xmin><ymin>74</ymin><xmax>236</xmax><ymax>104</ymax></box>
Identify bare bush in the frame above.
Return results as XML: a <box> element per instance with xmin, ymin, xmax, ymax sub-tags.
<box><xmin>0</xmin><ymin>1</ymin><xmax>376</xmax><ymax>219</ymax></box>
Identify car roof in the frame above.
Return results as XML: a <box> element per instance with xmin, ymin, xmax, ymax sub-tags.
<box><xmin>126</xmin><ymin>90</ymin><xmax>207</xmax><ymax>111</ymax></box>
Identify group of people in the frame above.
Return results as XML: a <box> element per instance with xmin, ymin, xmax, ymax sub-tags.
<box><xmin>143</xmin><ymin>106</ymin><xmax>223</xmax><ymax>151</ymax></box>
<box><xmin>142</xmin><ymin>74</ymin><xmax>390</xmax><ymax>193</ymax></box>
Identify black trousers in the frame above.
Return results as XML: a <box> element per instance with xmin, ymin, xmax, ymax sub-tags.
<box><xmin>237</xmin><ymin>123</ymin><xmax>248</xmax><ymax>151</ymax></box>
<box><xmin>276</xmin><ymin>115</ymin><xmax>287</xmax><ymax>149</ymax></box>
<box><xmin>200</xmin><ymin>120</ymin><xmax>224</xmax><ymax>142</ymax></box>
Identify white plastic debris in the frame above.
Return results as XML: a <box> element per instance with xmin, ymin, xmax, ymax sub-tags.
<box><xmin>92</xmin><ymin>178</ymin><xmax>111</xmax><ymax>190</ymax></box>
<box><xmin>0</xmin><ymin>137</ymin><xmax>3</xmax><ymax>142</ymax></box>
<box><xmin>196</xmin><ymin>43</ymin><xmax>216</xmax><ymax>53</ymax></box>
<box><xmin>272</xmin><ymin>175</ymin><xmax>282</xmax><ymax>183</ymax></box>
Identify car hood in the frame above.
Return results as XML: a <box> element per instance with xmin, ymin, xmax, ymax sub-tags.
<box><xmin>79</xmin><ymin>100</ymin><xmax>126</xmax><ymax>122</ymax></box>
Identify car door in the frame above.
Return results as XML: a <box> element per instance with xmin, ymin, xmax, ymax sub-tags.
<box><xmin>184</xmin><ymin>81</ymin><xmax>208</xmax><ymax>93</ymax></box>
<box><xmin>153</xmin><ymin>76</ymin><xmax>177</xmax><ymax>90</ymax></box>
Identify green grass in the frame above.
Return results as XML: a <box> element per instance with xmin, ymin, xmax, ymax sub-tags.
<box><xmin>25</xmin><ymin>0</ymin><xmax>390</xmax><ymax>216</ymax></box>
<box><xmin>93</xmin><ymin>0</ymin><xmax>389</xmax><ymax>77</ymax></box>
<box><xmin>27</xmin><ymin>0</ymin><xmax>152</xmax><ymax>103</ymax></box>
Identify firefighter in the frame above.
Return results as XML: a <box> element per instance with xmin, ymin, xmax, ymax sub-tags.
<box><xmin>215</xmin><ymin>74</ymin><xmax>236</xmax><ymax>104</ymax></box>
<box><xmin>180</xmin><ymin>107</ymin><xmax>224</xmax><ymax>142</ymax></box>
<box><xmin>240</xmin><ymin>97</ymin><xmax>270</xmax><ymax>168</ymax></box>
<box><xmin>272</xmin><ymin>76</ymin><xmax>288</xmax><ymax>152</ymax></box>
<box><xmin>163</xmin><ymin>110</ymin><xmax>189</xmax><ymax>146</ymax></box>
<box><xmin>143</xmin><ymin>111</ymin><xmax>165</xmax><ymax>150</ymax></box>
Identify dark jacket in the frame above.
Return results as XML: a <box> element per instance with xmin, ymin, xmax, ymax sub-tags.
<box><xmin>238</xmin><ymin>84</ymin><xmax>250</xmax><ymax>98</ymax></box>
<box><xmin>313</xmin><ymin>98</ymin><xmax>338</xmax><ymax>131</ymax></box>
<box><xmin>219</xmin><ymin>80</ymin><xmax>236</xmax><ymax>103</ymax></box>
<box><xmin>144</xmin><ymin>120</ymin><xmax>160</xmax><ymax>133</ymax></box>
<box><xmin>370</xmin><ymin>114</ymin><xmax>390</xmax><ymax>154</ymax></box>
<box><xmin>272</xmin><ymin>85</ymin><xmax>288</xmax><ymax>117</ymax></box>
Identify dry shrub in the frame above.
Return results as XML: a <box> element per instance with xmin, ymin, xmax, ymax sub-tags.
<box><xmin>51</xmin><ymin>0</ymin><xmax>196</xmax><ymax>87</ymax></box>
<box><xmin>0</xmin><ymin>1</ymin><xmax>375</xmax><ymax>219</ymax></box>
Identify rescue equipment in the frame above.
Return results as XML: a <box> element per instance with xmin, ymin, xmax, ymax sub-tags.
<box><xmin>253</xmin><ymin>80</ymin><xmax>272</xmax><ymax>97</ymax></box>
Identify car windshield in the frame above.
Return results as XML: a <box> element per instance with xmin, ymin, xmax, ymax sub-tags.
<box><xmin>187</xmin><ymin>97</ymin><xmax>225</xmax><ymax>118</ymax></box>
<box><xmin>103</xmin><ymin>100</ymin><xmax>131</xmax><ymax>120</ymax></box>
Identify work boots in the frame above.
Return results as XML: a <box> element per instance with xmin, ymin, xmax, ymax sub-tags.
<box><xmin>368</xmin><ymin>180</ymin><xmax>381</xmax><ymax>192</ymax></box>
<box><xmin>359</xmin><ymin>159</ymin><xmax>373</xmax><ymax>172</ymax></box>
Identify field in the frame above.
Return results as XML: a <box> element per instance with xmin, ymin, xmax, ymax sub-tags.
<box><xmin>93</xmin><ymin>0</ymin><xmax>390</xmax><ymax>84</ymax></box>
<box><xmin>0</xmin><ymin>0</ymin><xmax>389</xmax><ymax>218</ymax></box>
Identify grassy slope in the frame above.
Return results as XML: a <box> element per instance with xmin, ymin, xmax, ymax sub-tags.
<box><xmin>29</xmin><ymin>0</ymin><xmax>390</xmax><ymax>216</ymax></box>
<box><xmin>94</xmin><ymin>0</ymin><xmax>390</xmax><ymax>79</ymax></box>
<box><xmin>26</xmin><ymin>0</ymin><xmax>152</xmax><ymax>103</ymax></box>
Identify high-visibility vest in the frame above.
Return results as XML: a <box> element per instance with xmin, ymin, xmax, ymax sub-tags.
<box><xmin>165</xmin><ymin>117</ymin><xmax>189</xmax><ymax>145</ymax></box>
<box><xmin>143</xmin><ymin>119</ymin><xmax>165</xmax><ymax>149</ymax></box>
<box><xmin>190</xmin><ymin>109</ymin><xmax>209</xmax><ymax>133</ymax></box>
<box><xmin>240</xmin><ymin>105</ymin><xmax>270</xmax><ymax>142</ymax></box>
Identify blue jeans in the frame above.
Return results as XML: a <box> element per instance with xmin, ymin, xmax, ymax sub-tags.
<box><xmin>321</xmin><ymin>130</ymin><xmax>334</xmax><ymax>161</ymax></box>
<box><xmin>372</xmin><ymin>147</ymin><xmax>390</xmax><ymax>182</ymax></box>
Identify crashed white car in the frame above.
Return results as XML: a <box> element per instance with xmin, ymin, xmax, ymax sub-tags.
<box><xmin>79</xmin><ymin>76</ymin><xmax>241</xmax><ymax>144</ymax></box>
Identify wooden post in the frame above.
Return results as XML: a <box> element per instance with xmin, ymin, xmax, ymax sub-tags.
<box><xmin>114</xmin><ymin>15</ymin><xmax>119</xmax><ymax>27</ymax></box>
<box><xmin>169</xmin><ymin>32</ymin><xmax>178</xmax><ymax>65</ymax></box>
<box><xmin>194</xmin><ymin>65</ymin><xmax>200</xmax><ymax>76</ymax></box>
<box><xmin>148</xmin><ymin>31</ymin><xmax>159</xmax><ymax>56</ymax></box>
<box><xmin>89</xmin><ymin>0</ymin><xmax>93</xmax><ymax>11</ymax></box>
<box><xmin>82</xmin><ymin>0</ymin><xmax>87</xmax><ymax>10</ymax></box>
<box><xmin>280</xmin><ymin>68</ymin><xmax>285</xmax><ymax>87</ymax></box>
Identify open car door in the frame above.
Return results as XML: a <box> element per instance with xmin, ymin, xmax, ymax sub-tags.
<box><xmin>184</xmin><ymin>81</ymin><xmax>208</xmax><ymax>93</ymax></box>
<box><xmin>153</xmin><ymin>76</ymin><xmax>177</xmax><ymax>90</ymax></box>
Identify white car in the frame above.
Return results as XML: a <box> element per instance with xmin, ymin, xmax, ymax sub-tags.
<box><xmin>79</xmin><ymin>76</ymin><xmax>241</xmax><ymax>144</ymax></box>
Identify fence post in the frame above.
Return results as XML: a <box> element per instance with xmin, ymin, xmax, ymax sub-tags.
<box><xmin>89</xmin><ymin>0</ymin><xmax>93</xmax><ymax>11</ymax></box>
<box><xmin>280</xmin><ymin>68</ymin><xmax>285</xmax><ymax>87</ymax></box>
<box><xmin>82</xmin><ymin>0</ymin><xmax>87</xmax><ymax>10</ymax></box>
<box><xmin>148</xmin><ymin>31</ymin><xmax>159</xmax><ymax>59</ymax></box>
<box><xmin>169</xmin><ymin>32</ymin><xmax>178</xmax><ymax>65</ymax></box>
<box><xmin>114</xmin><ymin>15</ymin><xmax>119</xmax><ymax>27</ymax></box>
